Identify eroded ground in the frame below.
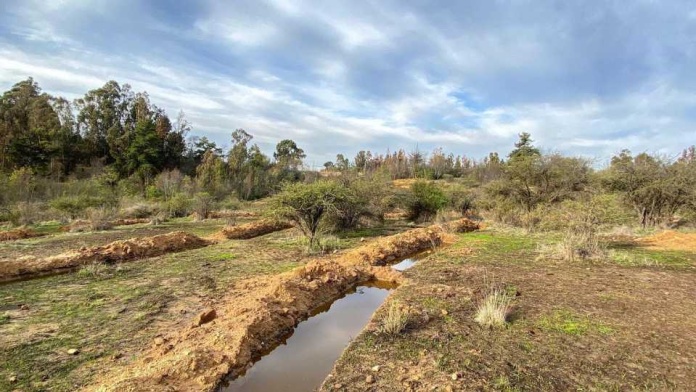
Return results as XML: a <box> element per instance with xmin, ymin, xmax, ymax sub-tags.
<box><xmin>325</xmin><ymin>230</ymin><xmax>696</xmax><ymax>391</ymax></box>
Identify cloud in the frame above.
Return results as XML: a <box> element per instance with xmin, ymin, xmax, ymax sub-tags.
<box><xmin>0</xmin><ymin>0</ymin><xmax>694</xmax><ymax>167</ymax></box>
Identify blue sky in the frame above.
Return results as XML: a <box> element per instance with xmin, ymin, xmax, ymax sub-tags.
<box><xmin>1</xmin><ymin>0</ymin><xmax>695</xmax><ymax>167</ymax></box>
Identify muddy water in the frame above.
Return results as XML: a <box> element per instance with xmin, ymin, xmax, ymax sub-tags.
<box><xmin>221</xmin><ymin>258</ymin><xmax>419</xmax><ymax>392</ymax></box>
<box><xmin>221</xmin><ymin>281</ymin><xmax>397</xmax><ymax>392</ymax></box>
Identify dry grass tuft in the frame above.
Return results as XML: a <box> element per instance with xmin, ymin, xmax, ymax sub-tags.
<box><xmin>475</xmin><ymin>287</ymin><xmax>514</xmax><ymax>328</ymax></box>
<box><xmin>378</xmin><ymin>302</ymin><xmax>409</xmax><ymax>335</ymax></box>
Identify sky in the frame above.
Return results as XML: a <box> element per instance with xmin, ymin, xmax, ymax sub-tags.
<box><xmin>1</xmin><ymin>0</ymin><xmax>695</xmax><ymax>167</ymax></box>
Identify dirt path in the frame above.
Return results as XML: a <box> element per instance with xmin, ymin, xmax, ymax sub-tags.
<box><xmin>86</xmin><ymin>219</ymin><xmax>479</xmax><ymax>391</ymax></box>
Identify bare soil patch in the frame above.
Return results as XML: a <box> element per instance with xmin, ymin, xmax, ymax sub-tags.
<box><xmin>638</xmin><ymin>230</ymin><xmax>696</xmax><ymax>252</ymax></box>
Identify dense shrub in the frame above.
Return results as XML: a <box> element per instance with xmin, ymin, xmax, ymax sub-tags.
<box><xmin>405</xmin><ymin>181</ymin><xmax>449</xmax><ymax>221</ymax></box>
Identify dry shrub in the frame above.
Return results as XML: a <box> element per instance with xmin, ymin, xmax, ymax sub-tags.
<box><xmin>9</xmin><ymin>202</ymin><xmax>43</xmax><ymax>226</ymax></box>
<box><xmin>475</xmin><ymin>287</ymin><xmax>514</xmax><ymax>328</ymax></box>
<box><xmin>378</xmin><ymin>302</ymin><xmax>409</xmax><ymax>335</ymax></box>
<box><xmin>119</xmin><ymin>202</ymin><xmax>155</xmax><ymax>219</ymax></box>
<box><xmin>86</xmin><ymin>207</ymin><xmax>115</xmax><ymax>231</ymax></box>
<box><xmin>434</xmin><ymin>209</ymin><xmax>461</xmax><ymax>225</ymax></box>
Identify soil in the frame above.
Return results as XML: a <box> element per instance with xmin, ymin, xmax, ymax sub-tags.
<box><xmin>638</xmin><ymin>230</ymin><xmax>696</xmax><ymax>252</ymax></box>
<box><xmin>323</xmin><ymin>230</ymin><xmax>696</xmax><ymax>391</ymax></box>
<box><xmin>0</xmin><ymin>228</ymin><xmax>44</xmax><ymax>242</ymax></box>
<box><xmin>85</xmin><ymin>219</ymin><xmax>477</xmax><ymax>391</ymax></box>
<box><xmin>0</xmin><ymin>231</ymin><xmax>210</xmax><ymax>282</ymax></box>
<box><xmin>212</xmin><ymin>220</ymin><xmax>293</xmax><ymax>240</ymax></box>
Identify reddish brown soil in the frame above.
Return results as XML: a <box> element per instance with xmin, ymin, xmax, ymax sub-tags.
<box><xmin>0</xmin><ymin>231</ymin><xmax>209</xmax><ymax>282</ymax></box>
<box><xmin>86</xmin><ymin>220</ymin><xmax>476</xmax><ymax>392</ymax></box>
<box><xmin>0</xmin><ymin>228</ymin><xmax>44</xmax><ymax>242</ymax></box>
<box><xmin>212</xmin><ymin>220</ymin><xmax>293</xmax><ymax>241</ymax></box>
<box><xmin>638</xmin><ymin>230</ymin><xmax>696</xmax><ymax>252</ymax></box>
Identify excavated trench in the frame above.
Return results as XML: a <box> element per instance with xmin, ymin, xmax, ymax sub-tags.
<box><xmin>87</xmin><ymin>219</ymin><xmax>479</xmax><ymax>392</ymax></box>
<box><xmin>220</xmin><ymin>257</ymin><xmax>422</xmax><ymax>392</ymax></box>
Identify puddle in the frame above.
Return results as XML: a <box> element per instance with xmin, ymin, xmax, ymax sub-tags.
<box><xmin>220</xmin><ymin>281</ymin><xmax>396</xmax><ymax>392</ymax></box>
<box><xmin>391</xmin><ymin>257</ymin><xmax>416</xmax><ymax>271</ymax></box>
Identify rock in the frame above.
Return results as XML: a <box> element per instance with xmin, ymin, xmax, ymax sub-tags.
<box><xmin>371</xmin><ymin>365</ymin><xmax>381</xmax><ymax>372</ymax></box>
<box><xmin>445</xmin><ymin>386</ymin><xmax>454</xmax><ymax>392</ymax></box>
<box><xmin>67</xmin><ymin>348</ymin><xmax>79</xmax><ymax>355</ymax></box>
<box><xmin>450</xmin><ymin>372</ymin><xmax>459</xmax><ymax>380</ymax></box>
<box><xmin>360</xmin><ymin>237</ymin><xmax>365</xmax><ymax>242</ymax></box>
<box><xmin>195</xmin><ymin>308</ymin><xmax>216</xmax><ymax>326</ymax></box>
<box><xmin>153</xmin><ymin>337</ymin><xmax>165</xmax><ymax>346</ymax></box>
<box><xmin>8</xmin><ymin>375</ymin><xmax>17</xmax><ymax>383</ymax></box>
<box><xmin>333</xmin><ymin>384</ymin><xmax>343</xmax><ymax>390</ymax></box>
<box><xmin>441</xmin><ymin>309</ymin><xmax>448</xmax><ymax>316</ymax></box>
<box><xmin>365</xmin><ymin>375</ymin><xmax>375</xmax><ymax>384</ymax></box>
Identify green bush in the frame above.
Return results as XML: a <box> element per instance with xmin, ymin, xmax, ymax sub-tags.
<box><xmin>406</xmin><ymin>181</ymin><xmax>449</xmax><ymax>221</ymax></box>
<box><xmin>50</xmin><ymin>195</ymin><xmax>108</xmax><ymax>220</ymax></box>
<box><xmin>166</xmin><ymin>193</ymin><xmax>192</xmax><ymax>218</ymax></box>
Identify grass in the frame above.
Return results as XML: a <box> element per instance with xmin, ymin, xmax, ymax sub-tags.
<box><xmin>377</xmin><ymin>302</ymin><xmax>409</xmax><ymax>335</ymax></box>
<box><xmin>326</xmin><ymin>228</ymin><xmax>695</xmax><ymax>391</ymax></box>
<box><xmin>475</xmin><ymin>287</ymin><xmax>514</xmax><ymax>328</ymax></box>
<box><xmin>0</xmin><ymin>227</ymin><xmax>305</xmax><ymax>391</ymax></box>
<box><xmin>537</xmin><ymin>309</ymin><xmax>615</xmax><ymax>336</ymax></box>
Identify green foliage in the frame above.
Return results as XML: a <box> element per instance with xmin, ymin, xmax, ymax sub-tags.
<box><xmin>508</xmin><ymin>132</ymin><xmax>540</xmax><ymax>160</ymax></box>
<box><xmin>49</xmin><ymin>195</ymin><xmax>109</xmax><ymax>220</ymax></box>
<box><xmin>269</xmin><ymin>180</ymin><xmax>352</xmax><ymax>249</ymax></box>
<box><xmin>165</xmin><ymin>193</ymin><xmax>192</xmax><ymax>218</ymax></box>
<box><xmin>406</xmin><ymin>181</ymin><xmax>449</xmax><ymax>221</ymax></box>
<box><xmin>603</xmin><ymin>150</ymin><xmax>696</xmax><ymax>227</ymax></box>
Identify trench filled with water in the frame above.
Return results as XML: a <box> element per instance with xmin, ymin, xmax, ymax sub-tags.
<box><xmin>220</xmin><ymin>257</ymin><xmax>421</xmax><ymax>392</ymax></box>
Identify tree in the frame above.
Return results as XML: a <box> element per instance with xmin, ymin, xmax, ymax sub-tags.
<box><xmin>0</xmin><ymin>78</ymin><xmax>66</xmax><ymax>174</ymax></box>
<box><xmin>508</xmin><ymin>132</ymin><xmax>540</xmax><ymax>160</ymax></box>
<box><xmin>125</xmin><ymin>119</ymin><xmax>163</xmax><ymax>193</ymax></box>
<box><xmin>195</xmin><ymin>149</ymin><xmax>227</xmax><ymax>197</ymax></box>
<box><xmin>335</xmin><ymin>154</ymin><xmax>350</xmax><ymax>170</ymax></box>
<box><xmin>603</xmin><ymin>150</ymin><xmax>694</xmax><ymax>227</ymax></box>
<box><xmin>269</xmin><ymin>181</ymin><xmax>351</xmax><ymax>250</ymax></box>
<box><xmin>274</xmin><ymin>139</ymin><xmax>306</xmax><ymax>170</ymax></box>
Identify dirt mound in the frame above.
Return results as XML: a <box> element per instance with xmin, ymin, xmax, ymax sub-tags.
<box><xmin>111</xmin><ymin>218</ymin><xmax>151</xmax><ymax>226</ymax></box>
<box><xmin>0</xmin><ymin>231</ymin><xmax>209</xmax><ymax>282</ymax></box>
<box><xmin>638</xmin><ymin>230</ymin><xmax>696</xmax><ymax>252</ymax></box>
<box><xmin>0</xmin><ymin>227</ymin><xmax>44</xmax><ymax>242</ymax></box>
<box><xmin>212</xmin><ymin>219</ymin><xmax>293</xmax><ymax>241</ymax></box>
<box><xmin>442</xmin><ymin>217</ymin><xmax>480</xmax><ymax>233</ymax></box>
<box><xmin>208</xmin><ymin>210</ymin><xmax>259</xmax><ymax>219</ymax></box>
<box><xmin>86</xmin><ymin>221</ymin><xmax>479</xmax><ymax>392</ymax></box>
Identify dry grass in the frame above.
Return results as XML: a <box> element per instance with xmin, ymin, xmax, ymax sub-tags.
<box><xmin>537</xmin><ymin>225</ymin><xmax>606</xmax><ymax>262</ymax></box>
<box><xmin>378</xmin><ymin>302</ymin><xmax>409</xmax><ymax>335</ymax></box>
<box><xmin>86</xmin><ymin>207</ymin><xmax>115</xmax><ymax>231</ymax></box>
<box><xmin>475</xmin><ymin>287</ymin><xmax>514</xmax><ymax>328</ymax></box>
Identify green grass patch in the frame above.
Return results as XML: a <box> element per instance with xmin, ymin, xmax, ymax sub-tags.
<box><xmin>608</xmin><ymin>248</ymin><xmax>694</xmax><ymax>269</ymax></box>
<box><xmin>538</xmin><ymin>309</ymin><xmax>615</xmax><ymax>336</ymax></box>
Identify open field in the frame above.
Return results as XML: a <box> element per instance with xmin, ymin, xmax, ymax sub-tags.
<box><xmin>324</xmin><ymin>229</ymin><xmax>696</xmax><ymax>391</ymax></box>
<box><xmin>0</xmin><ymin>215</ymin><xmax>420</xmax><ymax>391</ymax></box>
